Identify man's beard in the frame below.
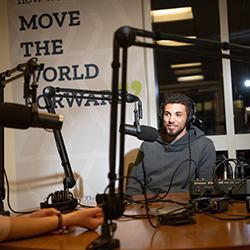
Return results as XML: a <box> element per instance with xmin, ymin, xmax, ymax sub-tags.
<box><xmin>165</xmin><ymin>125</ymin><xmax>186</xmax><ymax>137</ymax></box>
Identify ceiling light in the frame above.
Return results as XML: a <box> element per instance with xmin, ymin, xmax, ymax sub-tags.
<box><xmin>177</xmin><ymin>75</ymin><xmax>204</xmax><ymax>82</ymax></box>
<box><xmin>204</xmin><ymin>101</ymin><xmax>213</xmax><ymax>111</ymax></box>
<box><xmin>174</xmin><ymin>67</ymin><xmax>202</xmax><ymax>75</ymax></box>
<box><xmin>244</xmin><ymin>79</ymin><xmax>250</xmax><ymax>87</ymax></box>
<box><xmin>170</xmin><ymin>62</ymin><xmax>202</xmax><ymax>69</ymax></box>
<box><xmin>156</xmin><ymin>36</ymin><xmax>196</xmax><ymax>46</ymax></box>
<box><xmin>151</xmin><ymin>7</ymin><xmax>193</xmax><ymax>23</ymax></box>
<box><xmin>196</xmin><ymin>102</ymin><xmax>202</xmax><ymax>112</ymax></box>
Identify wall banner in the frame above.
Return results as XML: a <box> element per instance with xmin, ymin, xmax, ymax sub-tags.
<box><xmin>7</xmin><ymin>0</ymin><xmax>149</xmax><ymax>210</ymax></box>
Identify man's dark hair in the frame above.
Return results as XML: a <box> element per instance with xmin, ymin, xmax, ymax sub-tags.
<box><xmin>161</xmin><ymin>93</ymin><xmax>193</xmax><ymax>114</ymax></box>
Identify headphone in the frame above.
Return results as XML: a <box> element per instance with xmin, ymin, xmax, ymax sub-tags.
<box><xmin>186</xmin><ymin>97</ymin><xmax>197</xmax><ymax>129</ymax></box>
<box><xmin>40</xmin><ymin>190</ymin><xmax>78</xmax><ymax>212</ymax></box>
<box><xmin>159</xmin><ymin>94</ymin><xmax>197</xmax><ymax>130</ymax></box>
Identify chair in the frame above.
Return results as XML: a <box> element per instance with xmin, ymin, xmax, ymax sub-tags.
<box><xmin>123</xmin><ymin>148</ymin><xmax>139</xmax><ymax>189</ymax></box>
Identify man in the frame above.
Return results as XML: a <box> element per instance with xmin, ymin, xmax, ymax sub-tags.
<box><xmin>125</xmin><ymin>93</ymin><xmax>216</xmax><ymax>195</ymax></box>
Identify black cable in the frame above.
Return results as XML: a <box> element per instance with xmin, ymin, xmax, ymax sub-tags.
<box><xmin>125</xmin><ymin>174</ymin><xmax>196</xmax><ymax>226</ymax></box>
<box><xmin>158</xmin><ymin>204</ymin><xmax>196</xmax><ymax>225</ymax></box>
<box><xmin>105</xmin><ymin>175</ymin><xmax>161</xmax><ymax>229</ymax></box>
<box><xmin>156</xmin><ymin>158</ymin><xmax>198</xmax><ymax>201</ymax></box>
<box><xmin>4</xmin><ymin>168</ymin><xmax>36</xmax><ymax>214</ymax></box>
<box><xmin>182</xmin><ymin>130</ymin><xmax>192</xmax><ymax>188</ymax></box>
<box><xmin>212</xmin><ymin>158</ymin><xmax>248</xmax><ymax>199</ymax></box>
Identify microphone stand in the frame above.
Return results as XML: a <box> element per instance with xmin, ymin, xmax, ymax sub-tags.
<box><xmin>0</xmin><ymin>72</ymin><xmax>8</xmax><ymax>215</ymax></box>
<box><xmin>88</xmin><ymin>26</ymin><xmax>136</xmax><ymax>250</ymax></box>
<box><xmin>133</xmin><ymin>100</ymin><xmax>143</xmax><ymax>133</ymax></box>
<box><xmin>41</xmin><ymin>86</ymin><xmax>140</xmax><ymax>214</ymax></box>
<box><xmin>87</xmin><ymin>25</ymin><xmax>250</xmax><ymax>249</ymax></box>
<box><xmin>42</xmin><ymin>91</ymin><xmax>76</xmax><ymax>190</ymax></box>
<box><xmin>0</xmin><ymin>58</ymin><xmax>42</xmax><ymax>215</ymax></box>
<box><xmin>42</xmin><ymin>86</ymin><xmax>139</xmax><ymax>104</ymax></box>
<box><xmin>39</xmin><ymin>91</ymin><xmax>77</xmax><ymax>212</ymax></box>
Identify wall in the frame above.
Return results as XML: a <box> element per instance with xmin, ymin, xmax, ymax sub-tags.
<box><xmin>2</xmin><ymin>0</ymin><xmax>156</xmax><ymax>211</ymax></box>
<box><xmin>0</xmin><ymin>0</ymin><xmax>17</xmax><ymax>211</ymax></box>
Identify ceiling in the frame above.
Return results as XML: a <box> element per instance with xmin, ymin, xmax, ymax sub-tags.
<box><xmin>150</xmin><ymin>0</ymin><xmax>250</xmax><ymax>97</ymax></box>
<box><xmin>150</xmin><ymin>0</ymin><xmax>222</xmax><ymax>96</ymax></box>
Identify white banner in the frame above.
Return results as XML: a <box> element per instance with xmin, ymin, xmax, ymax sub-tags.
<box><xmin>7</xmin><ymin>0</ymin><xmax>151</xmax><ymax>210</ymax></box>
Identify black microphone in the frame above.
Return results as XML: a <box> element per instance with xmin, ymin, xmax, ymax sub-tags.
<box><xmin>121</xmin><ymin>124</ymin><xmax>158</xmax><ymax>142</ymax></box>
<box><xmin>0</xmin><ymin>103</ymin><xmax>63</xmax><ymax>130</ymax></box>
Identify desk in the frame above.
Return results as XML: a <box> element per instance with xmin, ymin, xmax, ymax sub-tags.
<box><xmin>1</xmin><ymin>193</ymin><xmax>250</xmax><ymax>250</ymax></box>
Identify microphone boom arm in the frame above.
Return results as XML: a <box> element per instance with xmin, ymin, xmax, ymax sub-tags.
<box><xmin>42</xmin><ymin>94</ymin><xmax>76</xmax><ymax>190</ymax></box>
<box><xmin>0</xmin><ymin>58</ymin><xmax>43</xmax><ymax>215</ymax></box>
<box><xmin>41</xmin><ymin>86</ymin><xmax>141</xmax><ymax>192</ymax></box>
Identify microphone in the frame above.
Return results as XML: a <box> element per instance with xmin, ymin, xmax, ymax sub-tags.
<box><xmin>121</xmin><ymin>124</ymin><xmax>158</xmax><ymax>142</ymax></box>
<box><xmin>0</xmin><ymin>103</ymin><xmax>63</xmax><ymax>130</ymax></box>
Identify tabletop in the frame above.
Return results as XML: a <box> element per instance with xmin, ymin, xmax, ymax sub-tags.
<box><xmin>1</xmin><ymin>193</ymin><xmax>250</xmax><ymax>250</ymax></box>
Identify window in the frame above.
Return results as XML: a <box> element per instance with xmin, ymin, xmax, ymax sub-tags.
<box><xmin>236</xmin><ymin>150</ymin><xmax>250</xmax><ymax>178</ymax></box>
<box><xmin>228</xmin><ymin>0</ymin><xmax>250</xmax><ymax>134</ymax></box>
<box><xmin>151</xmin><ymin>0</ymin><xmax>226</xmax><ymax>135</ymax></box>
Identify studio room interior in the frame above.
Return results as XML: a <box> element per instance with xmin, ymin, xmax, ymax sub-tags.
<box><xmin>1</xmin><ymin>0</ymin><xmax>250</xmax><ymax>249</ymax></box>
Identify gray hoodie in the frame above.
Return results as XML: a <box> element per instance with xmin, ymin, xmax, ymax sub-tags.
<box><xmin>125</xmin><ymin>126</ymin><xmax>216</xmax><ymax>195</ymax></box>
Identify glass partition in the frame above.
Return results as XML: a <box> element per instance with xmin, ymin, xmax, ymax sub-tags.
<box><xmin>150</xmin><ymin>0</ymin><xmax>226</xmax><ymax>135</ymax></box>
<box><xmin>228</xmin><ymin>0</ymin><xmax>250</xmax><ymax>134</ymax></box>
